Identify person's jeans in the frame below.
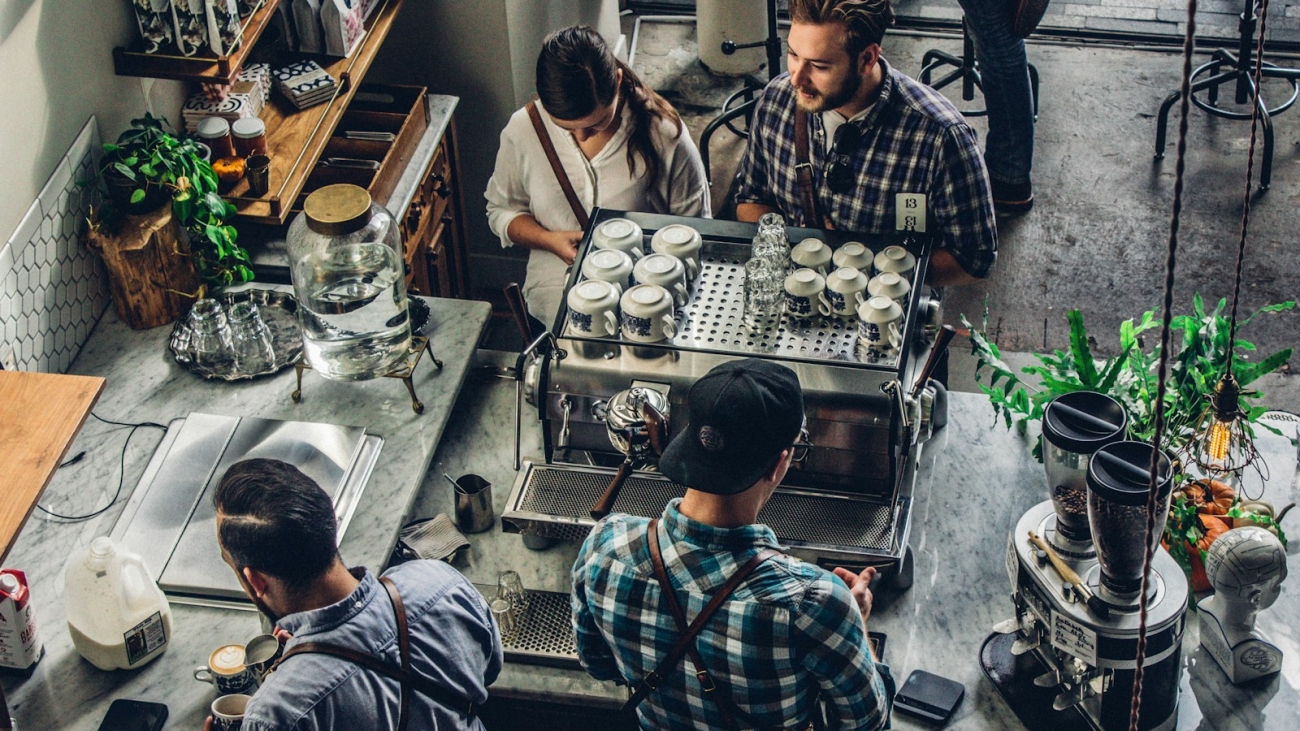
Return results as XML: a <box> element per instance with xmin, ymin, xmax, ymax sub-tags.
<box><xmin>956</xmin><ymin>0</ymin><xmax>1035</xmax><ymax>186</ymax></box>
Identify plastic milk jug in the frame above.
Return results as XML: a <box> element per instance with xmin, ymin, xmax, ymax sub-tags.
<box><xmin>64</xmin><ymin>537</ymin><xmax>172</xmax><ymax>670</ymax></box>
<box><xmin>0</xmin><ymin>569</ymin><xmax>43</xmax><ymax>671</ymax></box>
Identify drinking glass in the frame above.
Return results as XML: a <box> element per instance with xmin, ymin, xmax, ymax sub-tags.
<box><xmin>189</xmin><ymin>298</ymin><xmax>233</xmax><ymax>368</ymax></box>
<box><xmin>743</xmin><ymin>258</ymin><xmax>783</xmax><ymax>331</ymax></box>
<box><xmin>490</xmin><ymin>598</ymin><xmax>518</xmax><ymax>639</ymax></box>
<box><xmin>753</xmin><ymin>213</ymin><xmax>791</xmax><ymax>274</ymax></box>
<box><xmin>497</xmin><ymin>570</ymin><xmax>528</xmax><ymax>615</ymax></box>
<box><xmin>229</xmin><ymin>301</ymin><xmax>275</xmax><ymax>375</ymax></box>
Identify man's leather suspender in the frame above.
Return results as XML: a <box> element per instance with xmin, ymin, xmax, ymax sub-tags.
<box><xmin>623</xmin><ymin>519</ymin><xmax>779</xmax><ymax>731</ymax></box>
<box><xmin>271</xmin><ymin>577</ymin><xmax>476</xmax><ymax>731</ymax></box>
<box><xmin>793</xmin><ymin>107</ymin><xmax>830</xmax><ymax>229</ymax></box>
<box><xmin>526</xmin><ymin>100</ymin><xmax>591</xmax><ymax>229</ymax></box>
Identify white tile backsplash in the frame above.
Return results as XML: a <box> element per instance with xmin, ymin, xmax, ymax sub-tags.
<box><xmin>0</xmin><ymin>116</ymin><xmax>110</xmax><ymax>374</ymax></box>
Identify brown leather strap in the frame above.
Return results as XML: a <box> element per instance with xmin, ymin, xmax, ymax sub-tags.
<box><xmin>270</xmin><ymin>579</ymin><xmax>477</xmax><ymax>722</ymax></box>
<box><xmin>382</xmin><ymin>577</ymin><xmax>412</xmax><ymax>731</ymax></box>
<box><xmin>623</xmin><ymin>519</ymin><xmax>778</xmax><ymax>729</ymax></box>
<box><xmin>793</xmin><ymin>107</ymin><xmax>826</xmax><ymax>229</ymax></box>
<box><xmin>526</xmin><ymin>101</ymin><xmax>591</xmax><ymax>229</ymax></box>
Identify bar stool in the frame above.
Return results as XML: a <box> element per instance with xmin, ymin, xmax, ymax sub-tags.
<box><xmin>919</xmin><ymin>19</ymin><xmax>1040</xmax><ymax>120</ymax></box>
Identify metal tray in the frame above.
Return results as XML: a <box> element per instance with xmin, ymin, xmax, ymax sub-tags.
<box><xmin>169</xmin><ymin>288</ymin><xmax>304</xmax><ymax>381</ymax></box>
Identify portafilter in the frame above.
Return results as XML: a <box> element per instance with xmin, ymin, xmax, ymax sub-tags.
<box><xmin>590</xmin><ymin>387</ymin><xmax>670</xmax><ymax>519</ymax></box>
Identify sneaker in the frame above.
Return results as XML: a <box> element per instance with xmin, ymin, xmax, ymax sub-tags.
<box><xmin>991</xmin><ymin>179</ymin><xmax>1034</xmax><ymax>215</ymax></box>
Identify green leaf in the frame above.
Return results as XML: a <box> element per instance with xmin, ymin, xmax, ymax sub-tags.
<box><xmin>129</xmin><ymin>189</ymin><xmax>145</xmax><ymax>204</ymax></box>
<box><xmin>1236</xmin><ymin>348</ymin><xmax>1292</xmax><ymax>386</ymax></box>
<box><xmin>1067</xmin><ymin>310</ymin><xmax>1099</xmax><ymax>387</ymax></box>
<box><xmin>113</xmin><ymin>163</ymin><xmax>137</xmax><ymax>181</ymax></box>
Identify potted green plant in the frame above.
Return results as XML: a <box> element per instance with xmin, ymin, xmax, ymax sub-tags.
<box><xmin>93</xmin><ymin>114</ymin><xmax>254</xmax><ymax>288</ymax></box>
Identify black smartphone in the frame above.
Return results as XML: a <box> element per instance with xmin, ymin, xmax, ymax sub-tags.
<box><xmin>867</xmin><ymin>631</ymin><xmax>887</xmax><ymax>662</ymax></box>
<box><xmin>894</xmin><ymin>669</ymin><xmax>964</xmax><ymax>723</ymax></box>
<box><xmin>96</xmin><ymin>699</ymin><xmax>168</xmax><ymax>731</ymax></box>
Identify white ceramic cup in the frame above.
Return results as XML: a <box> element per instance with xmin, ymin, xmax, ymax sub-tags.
<box><xmin>194</xmin><ymin>644</ymin><xmax>256</xmax><ymax>696</ymax></box>
<box><xmin>873</xmin><ymin>244</ymin><xmax>916</xmax><ymax>279</ymax></box>
<box><xmin>819</xmin><ymin>267</ymin><xmax>869</xmax><ymax>317</ymax></box>
<box><xmin>620</xmin><ymin>284</ymin><xmax>677</xmax><ymax>342</ymax></box>
<box><xmin>580</xmin><ymin>248</ymin><xmax>634</xmax><ymax>295</ymax></box>
<box><xmin>857</xmin><ymin>295</ymin><xmax>905</xmax><ymax>358</ymax></box>
<box><xmin>833</xmin><ymin>241</ymin><xmax>874</xmax><ymax>272</ymax></box>
<box><xmin>211</xmin><ymin>693</ymin><xmax>251</xmax><ymax>731</ymax></box>
<box><xmin>783</xmin><ymin>268</ymin><xmax>825</xmax><ymax>319</ymax></box>
<box><xmin>868</xmin><ymin>271</ymin><xmax>913</xmax><ymax>308</ymax></box>
<box><xmin>650</xmin><ymin>224</ymin><xmax>702</xmax><ymax>280</ymax></box>
<box><xmin>567</xmin><ymin>280</ymin><xmax>621</xmax><ymax>337</ymax></box>
<box><xmin>633</xmin><ymin>253</ymin><xmax>689</xmax><ymax>307</ymax></box>
<box><xmin>791</xmin><ymin>238</ymin><xmax>833</xmax><ymax>276</ymax></box>
<box><xmin>591</xmin><ymin>218</ymin><xmax>644</xmax><ymax>261</ymax></box>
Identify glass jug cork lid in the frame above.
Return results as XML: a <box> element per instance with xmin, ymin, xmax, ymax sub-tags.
<box><xmin>304</xmin><ymin>184</ymin><xmax>372</xmax><ymax>236</ymax></box>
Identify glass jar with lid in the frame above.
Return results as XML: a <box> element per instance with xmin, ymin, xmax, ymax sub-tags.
<box><xmin>196</xmin><ymin>117</ymin><xmax>236</xmax><ymax>159</ymax></box>
<box><xmin>231</xmin><ymin>118</ymin><xmax>267</xmax><ymax>158</ymax></box>
<box><xmin>287</xmin><ymin>184</ymin><xmax>412</xmax><ymax>381</ymax></box>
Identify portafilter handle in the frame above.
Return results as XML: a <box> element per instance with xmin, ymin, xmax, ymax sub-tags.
<box><xmin>642</xmin><ymin>399</ymin><xmax>668</xmax><ymax>456</ymax></box>
<box><xmin>911</xmin><ymin>325</ymin><xmax>957</xmax><ymax>399</ymax></box>
<box><xmin>591</xmin><ymin>458</ymin><xmax>634</xmax><ymax>520</ymax></box>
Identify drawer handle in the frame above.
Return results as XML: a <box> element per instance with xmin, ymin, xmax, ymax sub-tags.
<box><xmin>407</xmin><ymin>200</ymin><xmax>424</xmax><ymax>231</ymax></box>
<box><xmin>404</xmin><ymin>261</ymin><xmax>413</xmax><ymax>276</ymax></box>
<box><xmin>432</xmin><ymin>173</ymin><xmax>452</xmax><ymax>199</ymax></box>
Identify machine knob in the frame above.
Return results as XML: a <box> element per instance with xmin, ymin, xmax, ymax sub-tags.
<box><xmin>592</xmin><ymin>400</ymin><xmax>609</xmax><ymax>421</ymax></box>
<box><xmin>721</xmin><ymin>40</ymin><xmax>737</xmax><ymax>54</ymax></box>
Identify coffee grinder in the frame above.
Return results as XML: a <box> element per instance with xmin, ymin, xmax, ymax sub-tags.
<box><xmin>984</xmin><ymin>431</ymin><xmax>1189</xmax><ymax>731</ymax></box>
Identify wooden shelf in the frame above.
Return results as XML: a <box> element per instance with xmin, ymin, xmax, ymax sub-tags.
<box><xmin>113</xmin><ymin>0</ymin><xmax>283</xmax><ymax>84</ymax></box>
<box><xmin>224</xmin><ymin>0</ymin><xmax>405</xmax><ymax>225</ymax></box>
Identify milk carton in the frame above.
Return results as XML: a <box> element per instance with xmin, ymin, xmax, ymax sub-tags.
<box><xmin>0</xmin><ymin>569</ymin><xmax>43</xmax><ymax>673</ymax></box>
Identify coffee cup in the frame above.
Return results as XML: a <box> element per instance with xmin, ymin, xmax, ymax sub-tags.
<box><xmin>873</xmin><ymin>245</ymin><xmax>916</xmax><ymax>280</ymax></box>
<box><xmin>620</xmin><ymin>284</ymin><xmax>677</xmax><ymax>342</ymax></box>
<box><xmin>650</xmin><ymin>224</ymin><xmax>702</xmax><ymax>280</ymax></box>
<box><xmin>243</xmin><ymin>633</ymin><xmax>281</xmax><ymax>681</ymax></box>
<box><xmin>567</xmin><ymin>280</ymin><xmax>621</xmax><ymax>337</ymax></box>
<box><xmin>194</xmin><ymin>644</ymin><xmax>256</xmax><ymax>695</ymax></box>
<box><xmin>791</xmin><ymin>238</ymin><xmax>832</xmax><ymax>276</ymax></box>
<box><xmin>591</xmin><ymin>218</ymin><xmax>644</xmax><ymax>261</ymax></box>
<box><xmin>857</xmin><ymin>295</ymin><xmax>905</xmax><ymax>359</ymax></box>
<box><xmin>819</xmin><ymin>267</ymin><xmax>869</xmax><ymax>317</ymax></box>
<box><xmin>580</xmin><ymin>248</ymin><xmax>634</xmax><ymax>294</ymax></box>
<box><xmin>632</xmin><ymin>253</ymin><xmax>689</xmax><ymax>307</ymax></box>
<box><xmin>832</xmin><ymin>241</ymin><xmax>874</xmax><ymax>272</ymax></box>
<box><xmin>211</xmin><ymin>693</ymin><xmax>252</xmax><ymax>731</ymax></box>
<box><xmin>868</xmin><ymin>271</ymin><xmax>912</xmax><ymax>308</ymax></box>
<box><xmin>783</xmin><ymin>268</ymin><xmax>825</xmax><ymax>319</ymax></box>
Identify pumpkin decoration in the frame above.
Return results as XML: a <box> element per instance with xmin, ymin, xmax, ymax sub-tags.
<box><xmin>1181</xmin><ymin>479</ymin><xmax>1236</xmax><ymax>515</ymax></box>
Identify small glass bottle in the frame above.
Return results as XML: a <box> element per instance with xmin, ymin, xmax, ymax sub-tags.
<box><xmin>196</xmin><ymin>117</ymin><xmax>236</xmax><ymax>159</ymax></box>
<box><xmin>228</xmin><ymin>301</ymin><xmax>275</xmax><ymax>374</ymax></box>
<box><xmin>231</xmin><ymin>118</ymin><xmax>268</xmax><ymax>158</ymax></box>
<box><xmin>189</xmin><ymin>298</ymin><xmax>233</xmax><ymax>368</ymax></box>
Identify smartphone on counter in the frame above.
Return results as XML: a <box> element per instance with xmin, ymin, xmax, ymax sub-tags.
<box><xmin>96</xmin><ymin>699</ymin><xmax>168</xmax><ymax>731</ymax></box>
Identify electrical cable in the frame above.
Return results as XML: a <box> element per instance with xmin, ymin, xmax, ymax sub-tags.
<box><xmin>37</xmin><ymin>413</ymin><xmax>167</xmax><ymax>523</ymax></box>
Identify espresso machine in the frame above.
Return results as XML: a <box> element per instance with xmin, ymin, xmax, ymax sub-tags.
<box><xmin>986</xmin><ymin>411</ymin><xmax>1189</xmax><ymax>731</ymax></box>
<box><xmin>502</xmin><ymin>209</ymin><xmax>946</xmax><ymax>579</ymax></box>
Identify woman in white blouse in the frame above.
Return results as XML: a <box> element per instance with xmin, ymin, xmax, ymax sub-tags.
<box><xmin>486</xmin><ymin>25</ymin><xmax>711</xmax><ymax>327</ymax></box>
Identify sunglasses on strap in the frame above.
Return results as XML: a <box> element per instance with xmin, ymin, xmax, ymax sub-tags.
<box><xmin>824</xmin><ymin>123</ymin><xmax>863</xmax><ymax>195</ymax></box>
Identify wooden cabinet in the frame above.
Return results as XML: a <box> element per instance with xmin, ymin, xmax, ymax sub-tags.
<box><xmin>401</xmin><ymin>120</ymin><xmax>469</xmax><ymax>299</ymax></box>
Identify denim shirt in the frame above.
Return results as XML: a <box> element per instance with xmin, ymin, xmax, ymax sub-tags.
<box><xmin>244</xmin><ymin>561</ymin><xmax>503</xmax><ymax>731</ymax></box>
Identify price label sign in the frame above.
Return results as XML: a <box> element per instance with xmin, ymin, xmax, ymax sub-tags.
<box><xmin>895</xmin><ymin>193</ymin><xmax>926</xmax><ymax>233</ymax></box>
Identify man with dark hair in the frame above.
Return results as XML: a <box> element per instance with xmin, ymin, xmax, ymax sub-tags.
<box><xmin>571</xmin><ymin>359</ymin><xmax>893</xmax><ymax>731</ymax></box>
<box><xmin>208</xmin><ymin>458</ymin><xmax>502</xmax><ymax>731</ymax></box>
<box><xmin>734</xmin><ymin>0</ymin><xmax>997</xmax><ymax>286</ymax></box>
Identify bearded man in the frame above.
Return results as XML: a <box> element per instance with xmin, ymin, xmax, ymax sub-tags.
<box><xmin>733</xmin><ymin>0</ymin><xmax>997</xmax><ymax>287</ymax></box>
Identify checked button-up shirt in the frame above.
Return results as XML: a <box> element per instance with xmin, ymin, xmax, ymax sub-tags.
<box><xmin>572</xmin><ymin>499</ymin><xmax>893</xmax><ymax>731</ymax></box>
<box><xmin>733</xmin><ymin>58</ymin><xmax>998</xmax><ymax>279</ymax></box>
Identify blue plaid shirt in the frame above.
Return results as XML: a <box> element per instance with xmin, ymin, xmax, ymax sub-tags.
<box><xmin>572</xmin><ymin>499</ymin><xmax>893</xmax><ymax>731</ymax></box>
<box><xmin>733</xmin><ymin>58</ymin><xmax>997</xmax><ymax>279</ymax></box>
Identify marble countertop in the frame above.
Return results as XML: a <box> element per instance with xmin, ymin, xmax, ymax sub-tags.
<box><xmin>0</xmin><ymin>293</ymin><xmax>489</xmax><ymax>730</ymax></box>
<box><xmin>414</xmin><ymin>360</ymin><xmax>1300</xmax><ymax>729</ymax></box>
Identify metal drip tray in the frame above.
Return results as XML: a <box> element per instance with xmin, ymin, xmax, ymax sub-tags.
<box><xmin>110</xmin><ymin>413</ymin><xmax>383</xmax><ymax>606</ymax></box>
<box><xmin>502</xmin><ymin>462</ymin><xmax>905</xmax><ymax>560</ymax></box>
<box><xmin>474</xmin><ymin>585</ymin><xmax>581</xmax><ymax>669</ymax></box>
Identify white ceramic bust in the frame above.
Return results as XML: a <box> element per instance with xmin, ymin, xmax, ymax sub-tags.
<box><xmin>1198</xmin><ymin>526</ymin><xmax>1288</xmax><ymax>683</ymax></box>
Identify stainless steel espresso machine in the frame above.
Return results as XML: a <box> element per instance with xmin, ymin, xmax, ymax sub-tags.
<box><xmin>502</xmin><ymin>209</ymin><xmax>947</xmax><ymax>580</ymax></box>
<box><xmin>984</xmin><ymin>393</ymin><xmax>1189</xmax><ymax>731</ymax></box>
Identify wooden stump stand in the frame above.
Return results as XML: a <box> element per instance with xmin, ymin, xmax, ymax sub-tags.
<box><xmin>84</xmin><ymin>207</ymin><xmax>202</xmax><ymax>330</ymax></box>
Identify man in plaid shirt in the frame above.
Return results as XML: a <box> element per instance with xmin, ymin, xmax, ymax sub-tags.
<box><xmin>734</xmin><ymin>0</ymin><xmax>997</xmax><ymax>286</ymax></box>
<box><xmin>572</xmin><ymin>359</ymin><xmax>893</xmax><ymax>730</ymax></box>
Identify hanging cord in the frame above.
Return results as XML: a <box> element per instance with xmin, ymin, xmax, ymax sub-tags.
<box><xmin>37</xmin><ymin>413</ymin><xmax>167</xmax><ymax>522</ymax></box>
<box><xmin>1128</xmin><ymin>1</ymin><xmax>1198</xmax><ymax>727</ymax></box>
<box><xmin>1226</xmin><ymin>0</ymin><xmax>1274</xmax><ymax>372</ymax></box>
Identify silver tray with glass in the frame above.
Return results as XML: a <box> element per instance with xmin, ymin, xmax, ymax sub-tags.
<box><xmin>169</xmin><ymin>288</ymin><xmax>305</xmax><ymax>380</ymax></box>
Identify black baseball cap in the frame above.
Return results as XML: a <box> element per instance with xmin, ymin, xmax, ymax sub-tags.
<box><xmin>659</xmin><ymin>359</ymin><xmax>805</xmax><ymax>495</ymax></box>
